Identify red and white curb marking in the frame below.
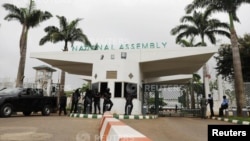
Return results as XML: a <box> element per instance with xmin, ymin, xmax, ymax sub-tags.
<box><xmin>99</xmin><ymin>112</ymin><xmax>152</xmax><ymax>141</ymax></box>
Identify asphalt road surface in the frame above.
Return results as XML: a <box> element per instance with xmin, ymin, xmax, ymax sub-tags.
<box><xmin>0</xmin><ymin>113</ymin><xmax>233</xmax><ymax>141</ymax></box>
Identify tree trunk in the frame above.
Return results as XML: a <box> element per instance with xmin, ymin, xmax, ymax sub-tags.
<box><xmin>58</xmin><ymin>42</ymin><xmax>68</xmax><ymax>106</ymax></box>
<box><xmin>57</xmin><ymin>70</ymin><xmax>65</xmax><ymax>109</ymax></box>
<box><xmin>229</xmin><ymin>13</ymin><xmax>246</xmax><ymax>117</ymax></box>
<box><xmin>16</xmin><ymin>25</ymin><xmax>28</xmax><ymax>88</ymax></box>
<box><xmin>191</xmin><ymin>81</ymin><xmax>195</xmax><ymax>109</ymax></box>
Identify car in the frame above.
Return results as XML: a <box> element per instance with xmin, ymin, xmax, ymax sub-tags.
<box><xmin>0</xmin><ymin>87</ymin><xmax>57</xmax><ymax>117</ymax></box>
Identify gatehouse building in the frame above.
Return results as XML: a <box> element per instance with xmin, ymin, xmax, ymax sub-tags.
<box><xmin>30</xmin><ymin>46</ymin><xmax>218</xmax><ymax>115</ymax></box>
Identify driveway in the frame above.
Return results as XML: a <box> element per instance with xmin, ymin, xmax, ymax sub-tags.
<box><xmin>0</xmin><ymin>113</ymin><xmax>233</xmax><ymax>141</ymax></box>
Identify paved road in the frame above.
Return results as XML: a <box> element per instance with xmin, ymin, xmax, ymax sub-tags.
<box><xmin>0</xmin><ymin>113</ymin><xmax>233</xmax><ymax>141</ymax></box>
<box><xmin>122</xmin><ymin>117</ymin><xmax>233</xmax><ymax>141</ymax></box>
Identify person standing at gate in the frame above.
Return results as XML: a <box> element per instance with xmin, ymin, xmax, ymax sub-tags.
<box><xmin>93</xmin><ymin>90</ymin><xmax>101</xmax><ymax>114</ymax></box>
<box><xmin>207</xmin><ymin>94</ymin><xmax>214</xmax><ymax>118</ymax></box>
<box><xmin>70</xmin><ymin>89</ymin><xmax>81</xmax><ymax>113</ymax></box>
<box><xmin>83</xmin><ymin>88</ymin><xmax>93</xmax><ymax>114</ymax></box>
<box><xmin>103</xmin><ymin>88</ymin><xmax>113</xmax><ymax>113</ymax></box>
<box><xmin>200</xmin><ymin>95</ymin><xmax>207</xmax><ymax>119</ymax></box>
<box><xmin>59</xmin><ymin>93</ymin><xmax>67</xmax><ymax>116</ymax></box>
<box><xmin>124</xmin><ymin>93</ymin><xmax>134</xmax><ymax>115</ymax></box>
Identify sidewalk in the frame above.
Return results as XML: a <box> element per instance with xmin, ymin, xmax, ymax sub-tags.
<box><xmin>69</xmin><ymin>113</ymin><xmax>250</xmax><ymax>125</ymax></box>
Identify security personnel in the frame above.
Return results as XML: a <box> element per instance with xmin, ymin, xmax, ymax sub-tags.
<box><xmin>59</xmin><ymin>93</ymin><xmax>67</xmax><ymax>116</ymax></box>
<box><xmin>102</xmin><ymin>88</ymin><xmax>113</xmax><ymax>113</ymax></box>
<box><xmin>125</xmin><ymin>93</ymin><xmax>134</xmax><ymax>115</ymax></box>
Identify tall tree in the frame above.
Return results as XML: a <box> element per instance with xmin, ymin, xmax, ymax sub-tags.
<box><xmin>191</xmin><ymin>73</ymin><xmax>204</xmax><ymax>108</ymax></box>
<box><xmin>3</xmin><ymin>0</ymin><xmax>52</xmax><ymax>87</ymax></box>
<box><xmin>39</xmin><ymin>15</ymin><xmax>91</xmax><ymax>97</ymax></box>
<box><xmin>171</xmin><ymin>9</ymin><xmax>230</xmax><ymax>108</ymax></box>
<box><xmin>171</xmin><ymin>9</ymin><xmax>230</xmax><ymax>46</ymax></box>
<box><xmin>185</xmin><ymin>0</ymin><xmax>250</xmax><ymax>117</ymax></box>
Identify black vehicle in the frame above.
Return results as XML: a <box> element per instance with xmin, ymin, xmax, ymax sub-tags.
<box><xmin>0</xmin><ymin>87</ymin><xmax>57</xmax><ymax>117</ymax></box>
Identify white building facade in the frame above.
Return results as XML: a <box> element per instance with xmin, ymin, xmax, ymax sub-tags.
<box><xmin>30</xmin><ymin>46</ymin><xmax>218</xmax><ymax>115</ymax></box>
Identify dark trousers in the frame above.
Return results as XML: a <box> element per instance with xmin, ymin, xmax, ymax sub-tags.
<box><xmin>125</xmin><ymin>102</ymin><xmax>133</xmax><ymax>115</ymax></box>
<box><xmin>201</xmin><ymin>107</ymin><xmax>207</xmax><ymax>119</ymax></box>
<box><xmin>94</xmin><ymin>102</ymin><xmax>101</xmax><ymax>114</ymax></box>
<box><xmin>59</xmin><ymin>104</ymin><xmax>67</xmax><ymax>115</ymax></box>
<box><xmin>103</xmin><ymin>100</ymin><xmax>113</xmax><ymax>113</ymax></box>
<box><xmin>83</xmin><ymin>101</ymin><xmax>92</xmax><ymax>114</ymax></box>
<box><xmin>209</xmin><ymin>105</ymin><xmax>214</xmax><ymax>117</ymax></box>
<box><xmin>70</xmin><ymin>102</ymin><xmax>78</xmax><ymax>113</ymax></box>
<box><xmin>219</xmin><ymin>105</ymin><xmax>228</xmax><ymax>116</ymax></box>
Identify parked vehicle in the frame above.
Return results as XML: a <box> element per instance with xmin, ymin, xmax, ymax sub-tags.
<box><xmin>0</xmin><ymin>87</ymin><xmax>57</xmax><ymax>117</ymax></box>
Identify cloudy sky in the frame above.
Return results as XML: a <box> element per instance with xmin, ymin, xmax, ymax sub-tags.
<box><xmin>0</xmin><ymin>0</ymin><xmax>249</xmax><ymax>90</ymax></box>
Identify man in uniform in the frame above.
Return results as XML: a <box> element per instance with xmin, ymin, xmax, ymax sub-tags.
<box><xmin>125</xmin><ymin>93</ymin><xmax>134</xmax><ymax>115</ymax></box>
<box><xmin>102</xmin><ymin>88</ymin><xmax>113</xmax><ymax>113</ymax></box>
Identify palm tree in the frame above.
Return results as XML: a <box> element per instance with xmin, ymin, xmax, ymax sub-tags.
<box><xmin>39</xmin><ymin>15</ymin><xmax>91</xmax><ymax>97</ymax></box>
<box><xmin>185</xmin><ymin>0</ymin><xmax>250</xmax><ymax>117</ymax></box>
<box><xmin>176</xmin><ymin>36</ymin><xmax>201</xmax><ymax>47</ymax></box>
<box><xmin>3</xmin><ymin>0</ymin><xmax>52</xmax><ymax>87</ymax></box>
<box><xmin>191</xmin><ymin>73</ymin><xmax>204</xmax><ymax>109</ymax></box>
<box><xmin>171</xmin><ymin>9</ymin><xmax>230</xmax><ymax>46</ymax></box>
<box><xmin>171</xmin><ymin>10</ymin><xmax>230</xmax><ymax>108</ymax></box>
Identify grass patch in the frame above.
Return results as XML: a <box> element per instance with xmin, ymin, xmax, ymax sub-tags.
<box><xmin>226</xmin><ymin>116</ymin><xmax>250</xmax><ymax>122</ymax></box>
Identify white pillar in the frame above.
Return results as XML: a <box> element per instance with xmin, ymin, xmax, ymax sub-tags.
<box><xmin>217</xmin><ymin>75</ymin><xmax>223</xmax><ymax>101</ymax></box>
<box><xmin>47</xmin><ymin>79</ymin><xmax>52</xmax><ymax>96</ymax></box>
<box><xmin>202</xmin><ymin>64</ymin><xmax>210</xmax><ymax>97</ymax></box>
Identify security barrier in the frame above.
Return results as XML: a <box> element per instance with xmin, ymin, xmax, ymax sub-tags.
<box><xmin>99</xmin><ymin>112</ymin><xmax>152</xmax><ymax>141</ymax></box>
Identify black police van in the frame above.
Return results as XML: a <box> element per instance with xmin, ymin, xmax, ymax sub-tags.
<box><xmin>0</xmin><ymin>87</ymin><xmax>57</xmax><ymax>117</ymax></box>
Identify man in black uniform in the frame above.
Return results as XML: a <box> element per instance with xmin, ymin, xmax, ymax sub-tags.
<box><xmin>83</xmin><ymin>89</ymin><xmax>93</xmax><ymax>114</ymax></box>
<box><xmin>207</xmin><ymin>94</ymin><xmax>214</xmax><ymax>118</ymax></box>
<box><xmin>70</xmin><ymin>89</ymin><xmax>81</xmax><ymax>113</ymax></box>
<box><xmin>102</xmin><ymin>88</ymin><xmax>113</xmax><ymax>113</ymax></box>
<box><xmin>59</xmin><ymin>93</ymin><xmax>67</xmax><ymax>116</ymax></box>
<box><xmin>93</xmin><ymin>90</ymin><xmax>101</xmax><ymax>114</ymax></box>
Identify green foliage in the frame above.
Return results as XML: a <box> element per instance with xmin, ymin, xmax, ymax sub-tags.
<box><xmin>214</xmin><ymin>33</ymin><xmax>250</xmax><ymax>82</ymax></box>
<box><xmin>178</xmin><ymin>93</ymin><xmax>187</xmax><ymax>107</ymax></box>
<box><xmin>64</xmin><ymin>91</ymin><xmax>74</xmax><ymax>97</ymax></box>
<box><xmin>3</xmin><ymin>0</ymin><xmax>52</xmax><ymax>87</ymax></box>
<box><xmin>192</xmin><ymin>73</ymin><xmax>204</xmax><ymax>95</ymax></box>
<box><xmin>79</xmin><ymin>83</ymin><xmax>90</xmax><ymax>93</ymax></box>
<box><xmin>171</xmin><ymin>7</ymin><xmax>230</xmax><ymax>46</ymax></box>
<box><xmin>209</xmin><ymin>79</ymin><xmax>218</xmax><ymax>94</ymax></box>
<box><xmin>39</xmin><ymin>15</ymin><xmax>91</xmax><ymax>51</ymax></box>
<box><xmin>3</xmin><ymin>0</ymin><xmax>52</xmax><ymax>28</ymax></box>
<box><xmin>227</xmin><ymin>116</ymin><xmax>250</xmax><ymax>122</ymax></box>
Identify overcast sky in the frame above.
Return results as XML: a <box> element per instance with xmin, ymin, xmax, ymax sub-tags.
<box><xmin>0</xmin><ymin>0</ymin><xmax>249</xmax><ymax>90</ymax></box>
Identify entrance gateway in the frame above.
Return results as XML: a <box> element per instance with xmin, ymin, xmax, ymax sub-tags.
<box><xmin>30</xmin><ymin>45</ymin><xmax>218</xmax><ymax>115</ymax></box>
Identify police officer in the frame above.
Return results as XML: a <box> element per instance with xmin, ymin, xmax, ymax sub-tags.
<box><xmin>70</xmin><ymin>89</ymin><xmax>81</xmax><ymax>113</ymax></box>
<box><xmin>102</xmin><ymin>88</ymin><xmax>113</xmax><ymax>113</ymax></box>
<box><xmin>59</xmin><ymin>93</ymin><xmax>67</xmax><ymax>116</ymax></box>
<box><xmin>125</xmin><ymin>93</ymin><xmax>134</xmax><ymax>115</ymax></box>
<box><xmin>93</xmin><ymin>90</ymin><xmax>101</xmax><ymax>114</ymax></box>
<box><xmin>83</xmin><ymin>89</ymin><xmax>93</xmax><ymax>114</ymax></box>
<box><xmin>207</xmin><ymin>94</ymin><xmax>214</xmax><ymax>118</ymax></box>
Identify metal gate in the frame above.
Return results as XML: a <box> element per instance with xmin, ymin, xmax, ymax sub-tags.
<box><xmin>142</xmin><ymin>83</ymin><xmax>205</xmax><ymax>117</ymax></box>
